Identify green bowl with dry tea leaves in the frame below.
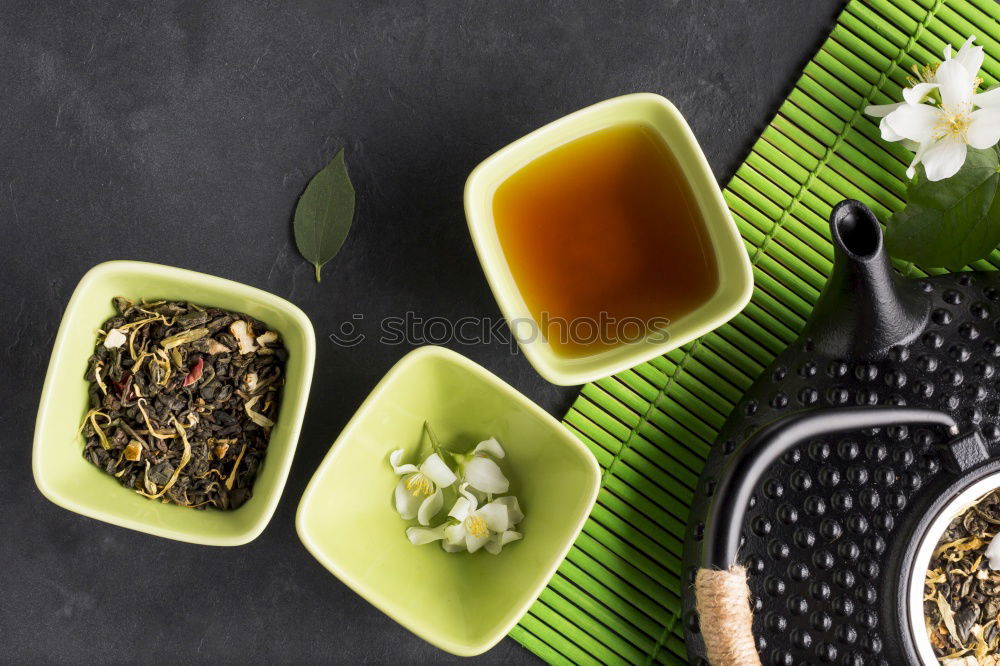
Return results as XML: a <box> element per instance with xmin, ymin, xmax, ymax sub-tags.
<box><xmin>33</xmin><ymin>260</ymin><xmax>315</xmax><ymax>546</ymax></box>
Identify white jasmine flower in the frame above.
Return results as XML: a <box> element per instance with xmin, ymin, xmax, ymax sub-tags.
<box><xmin>986</xmin><ymin>530</ymin><xmax>1000</xmax><ymax>570</ymax></box>
<box><xmin>403</xmin><ymin>490</ymin><xmax>524</xmax><ymax>555</ymax></box>
<box><xmin>882</xmin><ymin>59</ymin><xmax>1000</xmax><ymax>181</ymax></box>
<box><xmin>947</xmin><ymin>35</ymin><xmax>985</xmax><ymax>80</ymax></box>
<box><xmin>483</xmin><ymin>496</ymin><xmax>525</xmax><ymax>555</ymax></box>
<box><xmin>392</xmin><ymin>429</ymin><xmax>525</xmax><ymax>555</ymax></box>
<box><xmin>443</xmin><ymin>485</ymin><xmax>522</xmax><ymax>554</ymax></box>
<box><xmin>460</xmin><ymin>437</ymin><xmax>509</xmax><ymax>495</ymax></box>
<box><xmin>866</xmin><ymin>35</ymin><xmax>984</xmax><ymax>115</ymax></box>
<box><xmin>405</xmin><ymin>522</ymin><xmax>449</xmax><ymax>545</ymax></box>
<box><xmin>865</xmin><ymin>36</ymin><xmax>1000</xmax><ymax>181</ymax></box>
<box><xmin>389</xmin><ymin>449</ymin><xmax>457</xmax><ymax>525</ymax></box>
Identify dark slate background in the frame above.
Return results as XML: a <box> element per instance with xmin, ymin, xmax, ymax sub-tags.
<box><xmin>1</xmin><ymin>1</ymin><xmax>845</xmax><ymax>663</ymax></box>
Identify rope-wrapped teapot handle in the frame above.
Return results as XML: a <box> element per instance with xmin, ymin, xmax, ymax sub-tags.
<box><xmin>695</xmin><ymin>406</ymin><xmax>963</xmax><ymax>666</ymax></box>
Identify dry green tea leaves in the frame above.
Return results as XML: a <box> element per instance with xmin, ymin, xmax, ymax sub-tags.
<box><xmin>293</xmin><ymin>148</ymin><xmax>356</xmax><ymax>282</ymax></box>
<box><xmin>926</xmin><ymin>488</ymin><xmax>1000</xmax><ymax>662</ymax></box>
<box><xmin>80</xmin><ymin>297</ymin><xmax>287</xmax><ymax>510</ymax></box>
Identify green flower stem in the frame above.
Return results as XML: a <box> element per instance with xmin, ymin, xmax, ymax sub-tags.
<box><xmin>423</xmin><ymin>420</ymin><xmax>444</xmax><ymax>457</ymax></box>
<box><xmin>423</xmin><ymin>420</ymin><xmax>464</xmax><ymax>483</ymax></box>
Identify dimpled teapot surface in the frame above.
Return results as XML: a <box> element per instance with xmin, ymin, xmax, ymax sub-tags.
<box><xmin>683</xmin><ymin>201</ymin><xmax>1000</xmax><ymax>665</ymax></box>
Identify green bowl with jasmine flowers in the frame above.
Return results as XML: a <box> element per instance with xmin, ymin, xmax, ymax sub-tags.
<box><xmin>295</xmin><ymin>345</ymin><xmax>601</xmax><ymax>656</ymax></box>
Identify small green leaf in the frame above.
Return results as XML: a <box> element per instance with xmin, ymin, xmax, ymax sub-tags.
<box><xmin>887</xmin><ymin>146</ymin><xmax>1000</xmax><ymax>269</ymax></box>
<box><xmin>293</xmin><ymin>148</ymin><xmax>356</xmax><ymax>282</ymax></box>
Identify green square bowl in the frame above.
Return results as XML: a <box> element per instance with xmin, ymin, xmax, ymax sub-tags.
<box><xmin>32</xmin><ymin>260</ymin><xmax>316</xmax><ymax>546</ymax></box>
<box><xmin>295</xmin><ymin>346</ymin><xmax>601</xmax><ymax>656</ymax></box>
<box><xmin>465</xmin><ymin>92</ymin><xmax>753</xmax><ymax>386</ymax></box>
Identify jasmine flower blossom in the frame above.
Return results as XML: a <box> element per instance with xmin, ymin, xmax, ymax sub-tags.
<box><xmin>389</xmin><ymin>449</ymin><xmax>456</xmax><ymax>525</ymax></box>
<box><xmin>459</xmin><ymin>437</ymin><xmax>510</xmax><ymax>496</ymax></box>
<box><xmin>866</xmin><ymin>36</ymin><xmax>1000</xmax><ymax>181</ymax></box>
<box><xmin>406</xmin><ymin>484</ymin><xmax>523</xmax><ymax>554</ymax></box>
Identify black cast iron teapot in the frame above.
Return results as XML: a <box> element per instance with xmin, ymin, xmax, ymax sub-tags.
<box><xmin>683</xmin><ymin>200</ymin><xmax>1000</xmax><ymax>665</ymax></box>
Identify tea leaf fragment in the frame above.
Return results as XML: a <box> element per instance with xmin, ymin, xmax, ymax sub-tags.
<box><xmin>293</xmin><ymin>148</ymin><xmax>356</xmax><ymax>282</ymax></box>
<box><xmin>136</xmin><ymin>415</ymin><xmax>192</xmax><ymax>500</ymax></box>
<box><xmin>160</xmin><ymin>327</ymin><xmax>208</xmax><ymax>350</ymax></box>
<box><xmin>939</xmin><ymin>591</ymin><xmax>963</xmax><ymax>647</ymax></box>
<box><xmin>244</xmin><ymin>394</ymin><xmax>274</xmax><ymax>428</ymax></box>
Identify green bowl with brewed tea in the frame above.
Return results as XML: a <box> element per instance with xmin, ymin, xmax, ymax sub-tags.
<box><xmin>464</xmin><ymin>92</ymin><xmax>753</xmax><ymax>386</ymax></box>
<box><xmin>32</xmin><ymin>260</ymin><xmax>315</xmax><ymax>546</ymax></box>
<box><xmin>295</xmin><ymin>346</ymin><xmax>601</xmax><ymax>656</ymax></box>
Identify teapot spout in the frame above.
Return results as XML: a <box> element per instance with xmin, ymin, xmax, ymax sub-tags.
<box><xmin>802</xmin><ymin>200</ymin><xmax>929</xmax><ymax>359</ymax></box>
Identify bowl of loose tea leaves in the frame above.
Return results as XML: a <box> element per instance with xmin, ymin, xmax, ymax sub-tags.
<box><xmin>33</xmin><ymin>260</ymin><xmax>315</xmax><ymax>546</ymax></box>
<box><xmin>912</xmin><ymin>473</ymin><xmax>1000</xmax><ymax>665</ymax></box>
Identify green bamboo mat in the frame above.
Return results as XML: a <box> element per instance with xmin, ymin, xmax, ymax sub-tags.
<box><xmin>508</xmin><ymin>0</ymin><xmax>1000</xmax><ymax>663</ymax></box>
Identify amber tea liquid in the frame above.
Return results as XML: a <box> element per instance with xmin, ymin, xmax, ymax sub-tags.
<box><xmin>493</xmin><ymin>124</ymin><xmax>719</xmax><ymax>358</ymax></box>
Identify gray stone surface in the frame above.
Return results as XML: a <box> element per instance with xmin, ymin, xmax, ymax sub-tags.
<box><xmin>1</xmin><ymin>1</ymin><xmax>844</xmax><ymax>662</ymax></box>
